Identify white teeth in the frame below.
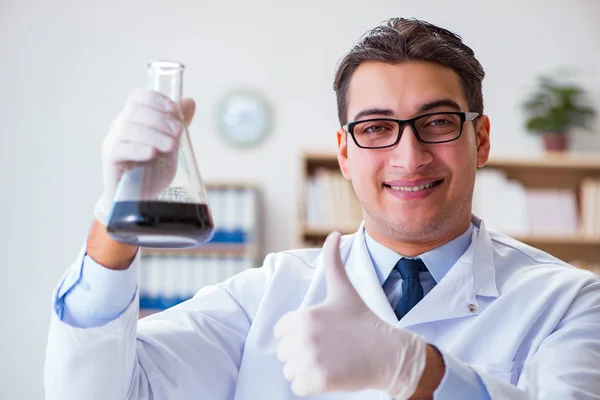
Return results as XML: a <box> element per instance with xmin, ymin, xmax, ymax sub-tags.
<box><xmin>389</xmin><ymin>182</ymin><xmax>436</xmax><ymax>192</ymax></box>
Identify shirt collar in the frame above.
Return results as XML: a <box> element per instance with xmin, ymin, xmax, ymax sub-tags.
<box><xmin>365</xmin><ymin>223</ymin><xmax>474</xmax><ymax>285</ymax></box>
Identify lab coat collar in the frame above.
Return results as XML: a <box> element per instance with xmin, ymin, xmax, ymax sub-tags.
<box><xmin>306</xmin><ymin>215</ymin><xmax>499</xmax><ymax>329</ymax></box>
<box><xmin>470</xmin><ymin>214</ymin><xmax>500</xmax><ymax>298</ymax></box>
<box><xmin>400</xmin><ymin>215</ymin><xmax>499</xmax><ymax>328</ymax></box>
<box><xmin>342</xmin><ymin>224</ymin><xmax>400</xmax><ymax>326</ymax></box>
<box><xmin>343</xmin><ymin>215</ymin><xmax>498</xmax><ymax>329</ymax></box>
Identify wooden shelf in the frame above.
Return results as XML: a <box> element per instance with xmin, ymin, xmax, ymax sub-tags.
<box><xmin>141</xmin><ymin>243</ymin><xmax>258</xmax><ymax>258</ymax></box>
<box><xmin>485</xmin><ymin>153</ymin><xmax>600</xmax><ymax>170</ymax></box>
<box><xmin>509</xmin><ymin>234</ymin><xmax>600</xmax><ymax>245</ymax></box>
<box><xmin>205</xmin><ymin>181</ymin><xmax>260</xmax><ymax>190</ymax></box>
<box><xmin>512</xmin><ymin>235</ymin><xmax>600</xmax><ymax>264</ymax></box>
<box><xmin>482</xmin><ymin>153</ymin><xmax>600</xmax><ymax>190</ymax></box>
<box><xmin>303</xmin><ymin>225</ymin><xmax>359</xmax><ymax>236</ymax></box>
<box><xmin>302</xmin><ymin>152</ymin><xmax>341</xmax><ymax>175</ymax></box>
<box><xmin>303</xmin><ymin>151</ymin><xmax>340</xmax><ymax>163</ymax></box>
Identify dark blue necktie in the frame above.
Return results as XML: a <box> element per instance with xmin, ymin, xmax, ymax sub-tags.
<box><xmin>393</xmin><ymin>258</ymin><xmax>425</xmax><ymax>320</ymax></box>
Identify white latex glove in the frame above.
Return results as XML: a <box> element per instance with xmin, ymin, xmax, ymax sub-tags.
<box><xmin>273</xmin><ymin>232</ymin><xmax>427</xmax><ymax>399</ymax></box>
<box><xmin>93</xmin><ymin>89</ymin><xmax>196</xmax><ymax>225</ymax></box>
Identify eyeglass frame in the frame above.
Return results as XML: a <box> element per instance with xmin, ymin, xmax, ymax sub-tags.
<box><xmin>342</xmin><ymin>111</ymin><xmax>480</xmax><ymax>149</ymax></box>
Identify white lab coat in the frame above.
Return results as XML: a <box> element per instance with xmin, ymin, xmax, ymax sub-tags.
<box><xmin>45</xmin><ymin>216</ymin><xmax>600</xmax><ymax>399</ymax></box>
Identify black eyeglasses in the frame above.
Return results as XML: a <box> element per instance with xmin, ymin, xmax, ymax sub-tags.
<box><xmin>343</xmin><ymin>111</ymin><xmax>479</xmax><ymax>149</ymax></box>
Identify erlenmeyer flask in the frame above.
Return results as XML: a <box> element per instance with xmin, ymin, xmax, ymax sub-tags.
<box><xmin>106</xmin><ymin>61</ymin><xmax>214</xmax><ymax>248</ymax></box>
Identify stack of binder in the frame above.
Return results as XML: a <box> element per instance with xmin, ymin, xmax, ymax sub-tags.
<box><xmin>139</xmin><ymin>185</ymin><xmax>260</xmax><ymax>312</ymax></box>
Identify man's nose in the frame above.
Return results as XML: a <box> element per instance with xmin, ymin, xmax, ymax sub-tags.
<box><xmin>387</xmin><ymin>125</ymin><xmax>434</xmax><ymax>172</ymax></box>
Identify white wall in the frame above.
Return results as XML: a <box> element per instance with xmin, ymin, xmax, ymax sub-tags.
<box><xmin>1</xmin><ymin>0</ymin><xmax>599</xmax><ymax>398</ymax></box>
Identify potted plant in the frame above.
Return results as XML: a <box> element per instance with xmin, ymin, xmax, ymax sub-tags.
<box><xmin>522</xmin><ymin>74</ymin><xmax>596</xmax><ymax>152</ymax></box>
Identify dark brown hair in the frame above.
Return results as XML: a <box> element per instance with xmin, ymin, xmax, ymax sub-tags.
<box><xmin>333</xmin><ymin>17</ymin><xmax>485</xmax><ymax>126</ymax></box>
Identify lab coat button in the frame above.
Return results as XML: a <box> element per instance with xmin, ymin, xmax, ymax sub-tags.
<box><xmin>468</xmin><ymin>304</ymin><xmax>477</xmax><ymax>313</ymax></box>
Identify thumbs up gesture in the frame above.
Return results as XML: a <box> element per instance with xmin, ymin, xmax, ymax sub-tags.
<box><xmin>273</xmin><ymin>232</ymin><xmax>429</xmax><ymax>399</ymax></box>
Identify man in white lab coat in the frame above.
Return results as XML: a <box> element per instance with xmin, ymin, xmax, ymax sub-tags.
<box><xmin>45</xmin><ymin>17</ymin><xmax>600</xmax><ymax>399</ymax></box>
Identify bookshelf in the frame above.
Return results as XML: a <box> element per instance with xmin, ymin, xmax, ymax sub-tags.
<box><xmin>298</xmin><ymin>152</ymin><xmax>600</xmax><ymax>270</ymax></box>
<box><xmin>138</xmin><ymin>182</ymin><xmax>262</xmax><ymax>317</ymax></box>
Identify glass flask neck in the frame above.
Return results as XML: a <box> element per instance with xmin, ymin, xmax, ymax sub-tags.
<box><xmin>147</xmin><ymin>61</ymin><xmax>184</xmax><ymax>101</ymax></box>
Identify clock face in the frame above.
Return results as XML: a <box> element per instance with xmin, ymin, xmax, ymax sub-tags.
<box><xmin>217</xmin><ymin>91</ymin><xmax>272</xmax><ymax>147</ymax></box>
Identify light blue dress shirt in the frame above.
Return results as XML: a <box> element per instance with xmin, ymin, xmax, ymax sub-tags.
<box><xmin>365</xmin><ymin>224</ymin><xmax>473</xmax><ymax>308</ymax></box>
<box><xmin>56</xmin><ymin>248</ymin><xmax>138</xmax><ymax>328</ymax></box>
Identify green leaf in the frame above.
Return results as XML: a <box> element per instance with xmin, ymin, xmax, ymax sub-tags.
<box><xmin>521</xmin><ymin>73</ymin><xmax>596</xmax><ymax>134</ymax></box>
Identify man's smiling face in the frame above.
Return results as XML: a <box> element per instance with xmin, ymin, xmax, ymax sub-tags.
<box><xmin>337</xmin><ymin>60</ymin><xmax>490</xmax><ymax>253</ymax></box>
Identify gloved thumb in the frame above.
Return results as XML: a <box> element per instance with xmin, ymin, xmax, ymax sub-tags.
<box><xmin>322</xmin><ymin>232</ymin><xmax>359</xmax><ymax>302</ymax></box>
<box><xmin>179</xmin><ymin>98</ymin><xmax>196</xmax><ymax>127</ymax></box>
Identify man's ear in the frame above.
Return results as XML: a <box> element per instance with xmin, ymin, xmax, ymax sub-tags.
<box><xmin>337</xmin><ymin>128</ymin><xmax>351</xmax><ymax>180</ymax></box>
<box><xmin>475</xmin><ymin>115</ymin><xmax>491</xmax><ymax>168</ymax></box>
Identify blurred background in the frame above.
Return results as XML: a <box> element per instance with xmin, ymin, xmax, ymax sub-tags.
<box><xmin>1</xmin><ymin>0</ymin><xmax>600</xmax><ymax>398</ymax></box>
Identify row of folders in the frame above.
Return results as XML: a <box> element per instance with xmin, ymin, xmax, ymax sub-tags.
<box><xmin>474</xmin><ymin>171</ymin><xmax>600</xmax><ymax>236</ymax></box>
<box><xmin>305</xmin><ymin>169</ymin><xmax>362</xmax><ymax>228</ymax></box>
<box><xmin>139</xmin><ymin>255</ymin><xmax>253</xmax><ymax>310</ymax></box>
<box><xmin>205</xmin><ymin>186</ymin><xmax>257</xmax><ymax>244</ymax></box>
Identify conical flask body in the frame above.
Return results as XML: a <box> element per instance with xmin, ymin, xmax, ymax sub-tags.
<box><xmin>106</xmin><ymin>61</ymin><xmax>214</xmax><ymax>248</ymax></box>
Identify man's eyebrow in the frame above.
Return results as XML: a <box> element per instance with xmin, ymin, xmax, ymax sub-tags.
<box><xmin>351</xmin><ymin>99</ymin><xmax>463</xmax><ymax>123</ymax></box>
<box><xmin>418</xmin><ymin>99</ymin><xmax>462</xmax><ymax>113</ymax></box>
<box><xmin>352</xmin><ymin>108</ymin><xmax>395</xmax><ymax>122</ymax></box>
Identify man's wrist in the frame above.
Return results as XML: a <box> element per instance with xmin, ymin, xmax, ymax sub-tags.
<box><xmin>380</xmin><ymin>325</ymin><xmax>428</xmax><ymax>400</ymax></box>
<box><xmin>87</xmin><ymin>219</ymin><xmax>139</xmax><ymax>270</ymax></box>
<box><xmin>409</xmin><ymin>344</ymin><xmax>446</xmax><ymax>399</ymax></box>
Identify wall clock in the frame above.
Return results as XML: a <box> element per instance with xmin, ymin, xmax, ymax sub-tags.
<box><xmin>217</xmin><ymin>90</ymin><xmax>272</xmax><ymax>148</ymax></box>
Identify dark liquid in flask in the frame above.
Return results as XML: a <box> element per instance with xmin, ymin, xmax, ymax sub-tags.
<box><xmin>107</xmin><ymin>201</ymin><xmax>214</xmax><ymax>248</ymax></box>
